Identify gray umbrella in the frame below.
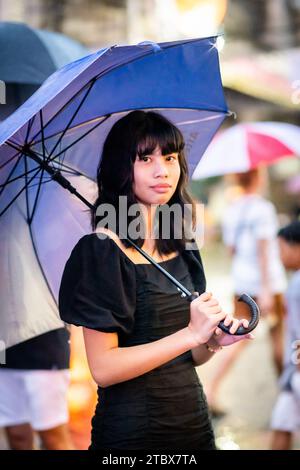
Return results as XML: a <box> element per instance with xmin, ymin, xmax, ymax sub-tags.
<box><xmin>0</xmin><ymin>21</ymin><xmax>88</xmax><ymax>120</ymax></box>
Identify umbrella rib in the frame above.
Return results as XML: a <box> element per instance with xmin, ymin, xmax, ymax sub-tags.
<box><xmin>28</xmin><ymin>146</ymin><xmax>94</xmax><ymax>180</ymax></box>
<box><xmin>43</xmin><ymin>113</ymin><xmax>111</xmax><ymax>162</ymax></box>
<box><xmin>25</xmin><ymin>116</ymin><xmax>35</xmax><ymax>145</ymax></box>
<box><xmin>27</xmin><ymin>55</ymin><xmax>136</xmax><ymax>145</ymax></box>
<box><xmin>27</xmin><ymin>111</ymin><xmax>46</xmax><ymax>225</ymax></box>
<box><xmin>0</xmin><ymin>166</ymin><xmax>41</xmax><ymax>190</ymax></box>
<box><xmin>25</xmin><ymin>112</ymin><xmax>47</xmax><ymax>222</ymax></box>
<box><xmin>0</xmin><ymin>153</ymin><xmax>24</xmax><ymax>196</ymax></box>
<box><xmin>22</xmin><ymin>120</ymin><xmax>36</xmax><ymax>226</ymax></box>
<box><xmin>24</xmin><ymin>153</ymin><xmax>30</xmax><ymax>223</ymax></box>
<box><xmin>0</xmin><ymin>166</ymin><xmax>42</xmax><ymax>218</ymax></box>
<box><xmin>27</xmin><ymin>167</ymin><xmax>45</xmax><ymax>225</ymax></box>
<box><xmin>39</xmin><ymin>110</ymin><xmax>47</xmax><ymax>161</ymax></box>
<box><xmin>33</xmin><ymin>114</ymin><xmax>110</xmax><ymax>146</ymax></box>
<box><xmin>47</xmin><ymin>78</ymin><xmax>96</xmax><ymax>161</ymax></box>
<box><xmin>3</xmin><ymin>141</ymin><xmax>94</xmax><ymax>211</ymax></box>
<box><xmin>5</xmin><ymin>139</ymin><xmax>93</xmax><ymax>182</ymax></box>
<box><xmin>28</xmin><ymin>76</ymin><xmax>98</xmax><ymax>145</ymax></box>
<box><xmin>26</xmin><ymin>51</ymin><xmax>137</xmax><ymax>143</ymax></box>
<box><xmin>29</xmin><ymin>177</ymin><xmax>54</xmax><ymax>187</ymax></box>
<box><xmin>25</xmin><ymin>114</ymin><xmax>45</xmax><ymax>224</ymax></box>
<box><xmin>0</xmin><ymin>146</ymin><xmax>23</xmax><ymax>170</ymax></box>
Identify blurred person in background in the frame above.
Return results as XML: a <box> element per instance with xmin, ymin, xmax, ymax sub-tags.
<box><xmin>205</xmin><ymin>167</ymin><xmax>286</xmax><ymax>415</ymax></box>
<box><xmin>270</xmin><ymin>221</ymin><xmax>300</xmax><ymax>450</ymax></box>
<box><xmin>0</xmin><ymin>327</ymin><xmax>75</xmax><ymax>450</ymax></box>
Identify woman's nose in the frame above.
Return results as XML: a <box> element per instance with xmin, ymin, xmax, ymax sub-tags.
<box><xmin>153</xmin><ymin>161</ymin><xmax>168</xmax><ymax>178</ymax></box>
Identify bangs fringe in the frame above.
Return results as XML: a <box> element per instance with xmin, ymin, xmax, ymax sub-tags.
<box><xmin>136</xmin><ymin>116</ymin><xmax>184</xmax><ymax>158</ymax></box>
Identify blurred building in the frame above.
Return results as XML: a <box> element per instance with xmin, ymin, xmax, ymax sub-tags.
<box><xmin>226</xmin><ymin>0</ymin><xmax>300</xmax><ymax>50</ymax></box>
<box><xmin>0</xmin><ymin>0</ymin><xmax>157</xmax><ymax>47</ymax></box>
<box><xmin>0</xmin><ymin>0</ymin><xmax>127</xmax><ymax>47</ymax></box>
<box><xmin>224</xmin><ymin>1</ymin><xmax>300</xmax><ymax>121</ymax></box>
<box><xmin>0</xmin><ymin>0</ymin><xmax>227</xmax><ymax>46</ymax></box>
<box><xmin>1</xmin><ymin>0</ymin><xmax>299</xmax><ymax>48</ymax></box>
<box><xmin>1</xmin><ymin>0</ymin><xmax>299</xmax><ymax>123</ymax></box>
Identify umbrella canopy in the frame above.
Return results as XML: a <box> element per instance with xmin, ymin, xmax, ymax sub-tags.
<box><xmin>192</xmin><ymin>121</ymin><xmax>300</xmax><ymax>179</ymax></box>
<box><xmin>0</xmin><ymin>36</ymin><xmax>230</xmax><ymax>347</ymax></box>
<box><xmin>0</xmin><ymin>21</ymin><xmax>88</xmax><ymax>121</ymax></box>
<box><xmin>0</xmin><ymin>21</ymin><xmax>88</xmax><ymax>85</ymax></box>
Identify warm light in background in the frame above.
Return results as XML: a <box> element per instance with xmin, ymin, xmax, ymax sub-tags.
<box><xmin>175</xmin><ymin>0</ymin><xmax>228</xmax><ymax>36</ymax></box>
<box><xmin>154</xmin><ymin>0</ymin><xmax>228</xmax><ymax>41</ymax></box>
<box><xmin>67</xmin><ymin>327</ymin><xmax>97</xmax><ymax>449</ymax></box>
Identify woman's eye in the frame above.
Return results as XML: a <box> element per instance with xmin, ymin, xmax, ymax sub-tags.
<box><xmin>166</xmin><ymin>155</ymin><xmax>177</xmax><ymax>161</ymax></box>
<box><xmin>138</xmin><ymin>155</ymin><xmax>177</xmax><ymax>162</ymax></box>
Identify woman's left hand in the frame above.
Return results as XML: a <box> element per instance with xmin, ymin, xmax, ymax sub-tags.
<box><xmin>208</xmin><ymin>316</ymin><xmax>254</xmax><ymax>348</ymax></box>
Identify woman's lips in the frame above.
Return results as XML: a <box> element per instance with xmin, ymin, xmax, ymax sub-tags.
<box><xmin>150</xmin><ymin>185</ymin><xmax>172</xmax><ymax>193</ymax></box>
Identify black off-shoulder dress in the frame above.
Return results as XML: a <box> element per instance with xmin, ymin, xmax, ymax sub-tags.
<box><xmin>59</xmin><ymin>234</ymin><xmax>216</xmax><ymax>450</ymax></box>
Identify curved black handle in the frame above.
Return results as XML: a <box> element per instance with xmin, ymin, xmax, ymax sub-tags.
<box><xmin>186</xmin><ymin>292</ymin><xmax>260</xmax><ymax>336</ymax></box>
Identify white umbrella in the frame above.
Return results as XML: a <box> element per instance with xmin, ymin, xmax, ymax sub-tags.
<box><xmin>192</xmin><ymin>121</ymin><xmax>300</xmax><ymax>179</ymax></box>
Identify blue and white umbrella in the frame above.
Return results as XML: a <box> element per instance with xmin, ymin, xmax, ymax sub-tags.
<box><xmin>0</xmin><ymin>36</ymin><xmax>233</xmax><ymax>347</ymax></box>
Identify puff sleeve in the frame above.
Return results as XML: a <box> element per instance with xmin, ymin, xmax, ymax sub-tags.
<box><xmin>58</xmin><ymin>234</ymin><xmax>136</xmax><ymax>336</ymax></box>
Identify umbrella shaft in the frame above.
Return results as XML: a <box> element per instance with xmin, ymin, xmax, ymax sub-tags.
<box><xmin>25</xmin><ymin>147</ymin><xmax>94</xmax><ymax>209</ymax></box>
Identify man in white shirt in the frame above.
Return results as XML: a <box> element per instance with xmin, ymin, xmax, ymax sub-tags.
<box><xmin>205</xmin><ymin>168</ymin><xmax>286</xmax><ymax>415</ymax></box>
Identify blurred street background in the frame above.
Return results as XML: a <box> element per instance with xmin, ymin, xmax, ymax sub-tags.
<box><xmin>1</xmin><ymin>0</ymin><xmax>300</xmax><ymax>450</ymax></box>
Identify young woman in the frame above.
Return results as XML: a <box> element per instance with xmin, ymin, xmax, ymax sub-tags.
<box><xmin>58</xmin><ymin>110</ymin><xmax>253</xmax><ymax>450</ymax></box>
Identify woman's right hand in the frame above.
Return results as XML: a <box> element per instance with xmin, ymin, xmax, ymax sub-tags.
<box><xmin>188</xmin><ymin>292</ymin><xmax>228</xmax><ymax>346</ymax></box>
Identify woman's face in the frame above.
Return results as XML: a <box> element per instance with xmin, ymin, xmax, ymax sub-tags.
<box><xmin>133</xmin><ymin>145</ymin><xmax>181</xmax><ymax>206</ymax></box>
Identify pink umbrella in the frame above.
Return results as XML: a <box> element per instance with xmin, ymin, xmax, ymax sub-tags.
<box><xmin>192</xmin><ymin>121</ymin><xmax>300</xmax><ymax>179</ymax></box>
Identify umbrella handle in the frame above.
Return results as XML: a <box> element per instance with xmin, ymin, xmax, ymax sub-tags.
<box><xmin>186</xmin><ymin>292</ymin><xmax>260</xmax><ymax>336</ymax></box>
